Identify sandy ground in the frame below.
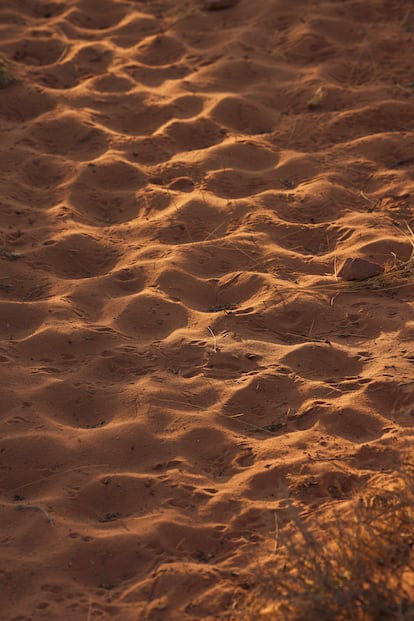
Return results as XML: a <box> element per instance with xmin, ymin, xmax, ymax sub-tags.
<box><xmin>0</xmin><ymin>0</ymin><xmax>414</xmax><ymax>619</ymax></box>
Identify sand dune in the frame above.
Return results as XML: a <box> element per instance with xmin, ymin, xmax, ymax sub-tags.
<box><xmin>0</xmin><ymin>0</ymin><xmax>413</xmax><ymax>619</ymax></box>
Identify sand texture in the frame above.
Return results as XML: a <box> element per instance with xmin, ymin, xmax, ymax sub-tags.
<box><xmin>1</xmin><ymin>0</ymin><xmax>414</xmax><ymax>619</ymax></box>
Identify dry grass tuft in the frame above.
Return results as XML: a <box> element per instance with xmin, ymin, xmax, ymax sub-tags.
<box><xmin>346</xmin><ymin>223</ymin><xmax>414</xmax><ymax>292</ymax></box>
<box><xmin>0</xmin><ymin>54</ymin><xmax>15</xmax><ymax>87</ymax></box>
<box><xmin>349</xmin><ymin>252</ymin><xmax>414</xmax><ymax>293</ymax></box>
<box><xmin>232</xmin><ymin>470</ymin><xmax>414</xmax><ymax>621</ymax></box>
<box><xmin>277</xmin><ymin>226</ymin><xmax>414</xmax><ymax>299</ymax></box>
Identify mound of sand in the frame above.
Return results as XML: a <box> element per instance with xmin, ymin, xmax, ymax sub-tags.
<box><xmin>0</xmin><ymin>0</ymin><xmax>413</xmax><ymax>619</ymax></box>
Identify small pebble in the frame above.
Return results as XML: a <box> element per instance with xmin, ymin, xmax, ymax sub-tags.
<box><xmin>337</xmin><ymin>257</ymin><xmax>384</xmax><ymax>281</ymax></box>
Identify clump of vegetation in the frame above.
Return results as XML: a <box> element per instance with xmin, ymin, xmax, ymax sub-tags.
<box><xmin>350</xmin><ymin>247</ymin><xmax>414</xmax><ymax>292</ymax></box>
<box><xmin>233</xmin><ymin>470</ymin><xmax>414</xmax><ymax>621</ymax></box>
<box><xmin>0</xmin><ymin>54</ymin><xmax>15</xmax><ymax>87</ymax></box>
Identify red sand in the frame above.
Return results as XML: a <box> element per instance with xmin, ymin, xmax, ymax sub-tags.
<box><xmin>0</xmin><ymin>0</ymin><xmax>413</xmax><ymax>619</ymax></box>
